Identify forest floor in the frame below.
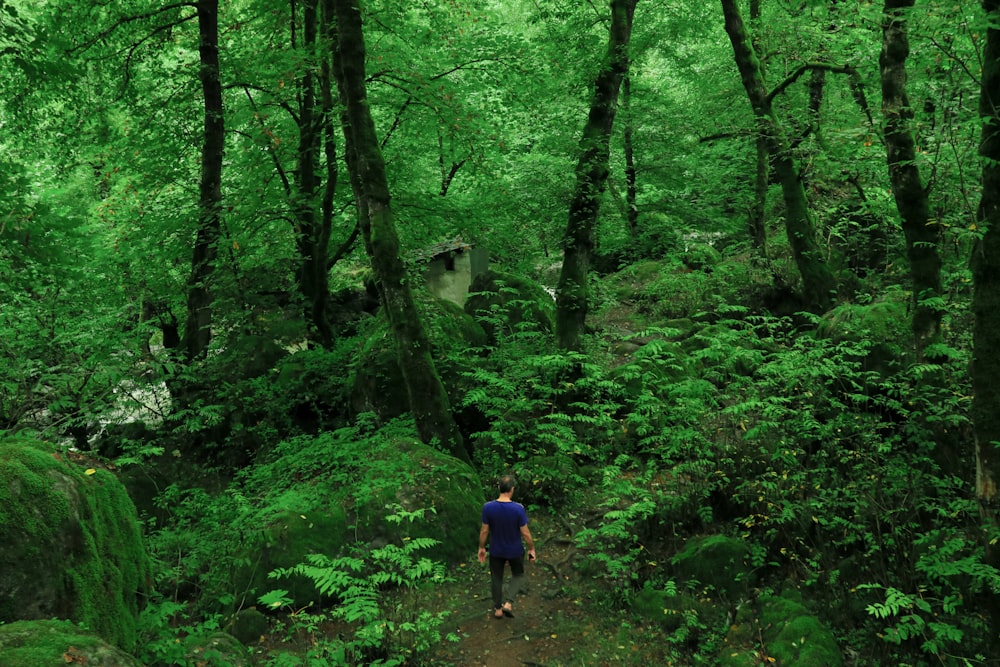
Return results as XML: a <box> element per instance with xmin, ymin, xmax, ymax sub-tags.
<box><xmin>258</xmin><ymin>514</ymin><xmax>677</xmax><ymax>666</ymax></box>
<box><xmin>413</xmin><ymin>515</ymin><xmax>674</xmax><ymax>667</ymax></box>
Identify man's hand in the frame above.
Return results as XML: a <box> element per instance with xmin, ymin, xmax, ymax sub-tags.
<box><xmin>478</xmin><ymin>547</ymin><xmax>487</xmax><ymax>564</ymax></box>
<box><xmin>527</xmin><ymin>548</ymin><xmax>537</xmax><ymax>562</ymax></box>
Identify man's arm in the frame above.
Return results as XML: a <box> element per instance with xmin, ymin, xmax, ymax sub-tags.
<box><xmin>477</xmin><ymin>523</ymin><xmax>489</xmax><ymax>563</ymax></box>
<box><xmin>520</xmin><ymin>524</ymin><xmax>537</xmax><ymax>561</ymax></box>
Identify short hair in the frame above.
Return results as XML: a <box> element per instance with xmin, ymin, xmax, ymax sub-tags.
<box><xmin>498</xmin><ymin>475</ymin><xmax>516</xmax><ymax>493</ymax></box>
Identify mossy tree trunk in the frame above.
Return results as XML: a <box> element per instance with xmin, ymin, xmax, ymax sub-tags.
<box><xmin>182</xmin><ymin>0</ymin><xmax>224</xmax><ymax>362</ymax></box>
<box><xmin>880</xmin><ymin>0</ymin><xmax>942</xmax><ymax>358</ymax></box>
<box><xmin>555</xmin><ymin>0</ymin><xmax>637</xmax><ymax>352</ymax></box>
<box><xmin>623</xmin><ymin>76</ymin><xmax>638</xmax><ymax>238</ymax></box>
<box><xmin>294</xmin><ymin>0</ymin><xmax>335</xmax><ymax>348</ymax></box>
<box><xmin>973</xmin><ymin>0</ymin><xmax>1000</xmax><ymax>625</ymax></box>
<box><xmin>720</xmin><ymin>0</ymin><xmax>837</xmax><ymax>311</ymax></box>
<box><xmin>331</xmin><ymin>0</ymin><xmax>468</xmax><ymax>462</ymax></box>
<box><xmin>748</xmin><ymin>0</ymin><xmax>767</xmax><ymax>252</ymax></box>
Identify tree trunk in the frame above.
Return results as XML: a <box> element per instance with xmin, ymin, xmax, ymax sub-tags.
<box><xmin>720</xmin><ymin>0</ymin><xmax>837</xmax><ymax>311</ymax></box>
<box><xmin>973</xmin><ymin>0</ymin><xmax>1000</xmax><ymax>613</ymax></box>
<box><xmin>623</xmin><ymin>76</ymin><xmax>638</xmax><ymax>238</ymax></box>
<box><xmin>747</xmin><ymin>0</ymin><xmax>767</xmax><ymax>252</ymax></box>
<box><xmin>555</xmin><ymin>0</ymin><xmax>637</xmax><ymax>351</ymax></box>
<box><xmin>331</xmin><ymin>0</ymin><xmax>468</xmax><ymax>462</ymax></box>
<box><xmin>182</xmin><ymin>0</ymin><xmax>224</xmax><ymax>362</ymax></box>
<box><xmin>294</xmin><ymin>0</ymin><xmax>334</xmax><ymax>348</ymax></box>
<box><xmin>880</xmin><ymin>0</ymin><xmax>942</xmax><ymax>358</ymax></box>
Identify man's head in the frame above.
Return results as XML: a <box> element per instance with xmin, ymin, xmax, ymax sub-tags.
<box><xmin>498</xmin><ymin>475</ymin><xmax>516</xmax><ymax>494</ymax></box>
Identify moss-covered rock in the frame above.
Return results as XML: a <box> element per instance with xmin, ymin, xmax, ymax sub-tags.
<box><xmin>670</xmin><ymin>534</ymin><xmax>753</xmax><ymax>599</ymax></box>
<box><xmin>632</xmin><ymin>582</ymin><xmax>725</xmax><ymax>634</ymax></box>
<box><xmin>228</xmin><ymin>607</ymin><xmax>270</xmax><ymax>646</ymax></box>
<box><xmin>0</xmin><ymin>618</ymin><xmax>142</xmax><ymax>667</ymax></box>
<box><xmin>719</xmin><ymin>592</ymin><xmax>843</xmax><ymax>667</ymax></box>
<box><xmin>349</xmin><ymin>293</ymin><xmax>487</xmax><ymax>421</ymax></box>
<box><xmin>182</xmin><ymin>631</ymin><xmax>253</xmax><ymax>667</ymax></box>
<box><xmin>0</xmin><ymin>439</ymin><xmax>150</xmax><ymax>651</ymax></box>
<box><xmin>816</xmin><ymin>290</ymin><xmax>910</xmax><ymax>372</ymax></box>
<box><xmin>464</xmin><ymin>270</ymin><xmax>555</xmax><ymax>344</ymax></box>
<box><xmin>232</xmin><ymin>426</ymin><xmax>482</xmax><ymax>607</ymax></box>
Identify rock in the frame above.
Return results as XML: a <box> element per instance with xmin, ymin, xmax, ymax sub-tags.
<box><xmin>632</xmin><ymin>582</ymin><xmax>725</xmax><ymax>635</ymax></box>
<box><xmin>228</xmin><ymin>607</ymin><xmax>270</xmax><ymax>646</ymax></box>
<box><xmin>349</xmin><ymin>293</ymin><xmax>488</xmax><ymax>422</ymax></box>
<box><xmin>229</xmin><ymin>429</ymin><xmax>482</xmax><ymax>607</ymax></box>
<box><xmin>464</xmin><ymin>269</ymin><xmax>555</xmax><ymax>344</ymax></box>
<box><xmin>0</xmin><ymin>619</ymin><xmax>142</xmax><ymax>667</ymax></box>
<box><xmin>183</xmin><ymin>631</ymin><xmax>253</xmax><ymax>667</ymax></box>
<box><xmin>670</xmin><ymin>534</ymin><xmax>753</xmax><ymax>599</ymax></box>
<box><xmin>719</xmin><ymin>592</ymin><xmax>843</xmax><ymax>666</ymax></box>
<box><xmin>0</xmin><ymin>439</ymin><xmax>150</xmax><ymax>650</ymax></box>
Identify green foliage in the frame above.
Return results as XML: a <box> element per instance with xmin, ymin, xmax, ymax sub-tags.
<box><xmin>860</xmin><ymin>529</ymin><xmax>1000</xmax><ymax>661</ymax></box>
<box><xmin>261</xmin><ymin>508</ymin><xmax>453</xmax><ymax>667</ymax></box>
<box><xmin>574</xmin><ymin>458</ymin><xmax>658</xmax><ymax>587</ymax></box>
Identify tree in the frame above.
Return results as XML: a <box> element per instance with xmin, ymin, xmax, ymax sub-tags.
<box><xmin>331</xmin><ymin>0</ymin><xmax>467</xmax><ymax>462</ymax></box>
<box><xmin>555</xmin><ymin>0</ymin><xmax>638</xmax><ymax>352</ymax></box>
<box><xmin>973</xmin><ymin>0</ymin><xmax>1000</xmax><ymax>613</ymax></box>
<box><xmin>182</xmin><ymin>0</ymin><xmax>224</xmax><ymax>362</ymax></box>
<box><xmin>880</xmin><ymin>0</ymin><xmax>942</xmax><ymax>358</ymax></box>
<box><xmin>720</xmin><ymin>0</ymin><xmax>837</xmax><ymax>311</ymax></box>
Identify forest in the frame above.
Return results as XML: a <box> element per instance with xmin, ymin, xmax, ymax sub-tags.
<box><xmin>2</xmin><ymin>0</ymin><xmax>1000</xmax><ymax>665</ymax></box>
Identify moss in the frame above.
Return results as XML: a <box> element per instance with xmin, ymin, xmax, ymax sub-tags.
<box><xmin>349</xmin><ymin>294</ymin><xmax>487</xmax><ymax>421</ymax></box>
<box><xmin>231</xmin><ymin>429</ymin><xmax>482</xmax><ymax>606</ymax></box>
<box><xmin>760</xmin><ymin>594</ymin><xmax>843</xmax><ymax>666</ymax></box>
<box><xmin>632</xmin><ymin>582</ymin><xmax>723</xmax><ymax>633</ymax></box>
<box><xmin>718</xmin><ymin>593</ymin><xmax>843</xmax><ymax>667</ymax></box>
<box><xmin>0</xmin><ymin>619</ymin><xmax>142</xmax><ymax>667</ymax></box>
<box><xmin>670</xmin><ymin>534</ymin><xmax>753</xmax><ymax>598</ymax></box>
<box><xmin>464</xmin><ymin>269</ymin><xmax>556</xmax><ymax>343</ymax></box>
<box><xmin>0</xmin><ymin>440</ymin><xmax>150</xmax><ymax>650</ymax></box>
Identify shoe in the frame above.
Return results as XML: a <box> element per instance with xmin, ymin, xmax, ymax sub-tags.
<box><xmin>493</xmin><ymin>608</ymin><xmax>504</xmax><ymax>619</ymax></box>
<box><xmin>502</xmin><ymin>603</ymin><xmax>514</xmax><ymax>618</ymax></box>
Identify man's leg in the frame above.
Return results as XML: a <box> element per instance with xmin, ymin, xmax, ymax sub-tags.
<box><xmin>488</xmin><ymin>556</ymin><xmax>507</xmax><ymax>609</ymax></box>
<box><xmin>505</xmin><ymin>555</ymin><xmax>526</xmax><ymax>603</ymax></box>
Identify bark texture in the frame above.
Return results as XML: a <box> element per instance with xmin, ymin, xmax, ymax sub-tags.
<box><xmin>974</xmin><ymin>0</ymin><xmax>1000</xmax><ymax>577</ymax></box>
<box><xmin>555</xmin><ymin>0</ymin><xmax>637</xmax><ymax>351</ymax></box>
<box><xmin>331</xmin><ymin>0</ymin><xmax>467</xmax><ymax>462</ymax></box>
<box><xmin>880</xmin><ymin>0</ymin><xmax>942</xmax><ymax>357</ymax></box>
<box><xmin>720</xmin><ymin>0</ymin><xmax>836</xmax><ymax>311</ymax></box>
<box><xmin>294</xmin><ymin>0</ymin><xmax>335</xmax><ymax>348</ymax></box>
<box><xmin>183</xmin><ymin>0</ymin><xmax>223</xmax><ymax>361</ymax></box>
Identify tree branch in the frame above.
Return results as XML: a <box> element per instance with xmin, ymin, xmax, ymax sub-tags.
<box><xmin>766</xmin><ymin>62</ymin><xmax>857</xmax><ymax>103</ymax></box>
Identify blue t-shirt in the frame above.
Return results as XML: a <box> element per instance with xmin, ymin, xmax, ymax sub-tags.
<box><xmin>481</xmin><ymin>500</ymin><xmax>528</xmax><ymax>559</ymax></box>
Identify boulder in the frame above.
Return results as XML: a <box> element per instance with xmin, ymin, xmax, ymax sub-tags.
<box><xmin>670</xmin><ymin>534</ymin><xmax>754</xmax><ymax>599</ymax></box>
<box><xmin>0</xmin><ymin>619</ymin><xmax>142</xmax><ymax>667</ymax></box>
<box><xmin>182</xmin><ymin>631</ymin><xmax>253</xmax><ymax>667</ymax></box>
<box><xmin>349</xmin><ymin>293</ymin><xmax>488</xmax><ymax>422</ymax></box>
<box><xmin>720</xmin><ymin>591</ymin><xmax>843</xmax><ymax>666</ymax></box>
<box><xmin>464</xmin><ymin>270</ymin><xmax>555</xmax><ymax>344</ymax></box>
<box><xmin>0</xmin><ymin>439</ymin><xmax>150</xmax><ymax>650</ymax></box>
<box><xmin>230</xmin><ymin>427</ymin><xmax>482</xmax><ymax>607</ymax></box>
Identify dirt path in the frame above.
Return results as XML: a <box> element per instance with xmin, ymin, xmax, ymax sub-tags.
<box><xmin>424</xmin><ymin>516</ymin><xmax>664</xmax><ymax>667</ymax></box>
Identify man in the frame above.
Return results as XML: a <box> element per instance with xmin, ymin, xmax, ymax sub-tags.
<box><xmin>478</xmin><ymin>475</ymin><xmax>537</xmax><ymax>619</ymax></box>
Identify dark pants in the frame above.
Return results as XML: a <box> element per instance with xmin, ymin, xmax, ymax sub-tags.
<box><xmin>489</xmin><ymin>554</ymin><xmax>525</xmax><ymax>608</ymax></box>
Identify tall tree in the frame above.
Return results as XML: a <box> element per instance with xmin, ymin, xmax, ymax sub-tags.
<box><xmin>880</xmin><ymin>0</ymin><xmax>942</xmax><ymax>358</ymax></box>
<box><xmin>331</xmin><ymin>0</ymin><xmax>468</xmax><ymax>462</ymax></box>
<box><xmin>720</xmin><ymin>0</ymin><xmax>837</xmax><ymax>311</ymax></box>
<box><xmin>555</xmin><ymin>0</ymin><xmax>637</xmax><ymax>352</ymax></box>
<box><xmin>182</xmin><ymin>0</ymin><xmax>224</xmax><ymax>362</ymax></box>
<box><xmin>973</xmin><ymin>0</ymin><xmax>1000</xmax><ymax>603</ymax></box>
<box><xmin>291</xmin><ymin>0</ymin><xmax>337</xmax><ymax>347</ymax></box>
